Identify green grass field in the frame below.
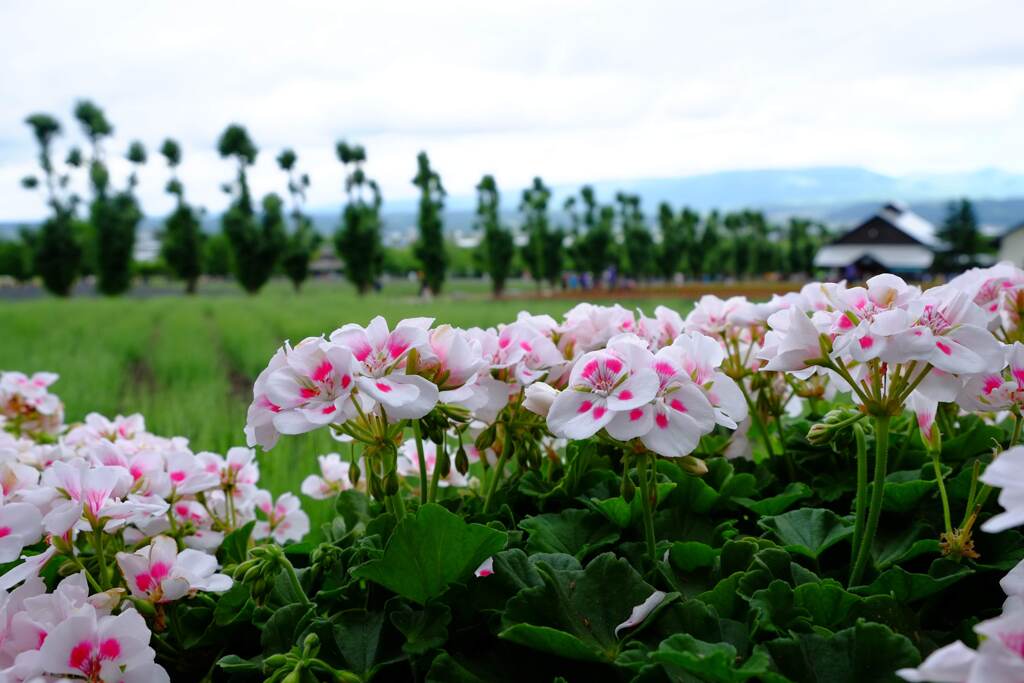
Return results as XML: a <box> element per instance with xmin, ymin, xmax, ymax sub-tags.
<box><xmin>1</xmin><ymin>277</ymin><xmax>692</xmax><ymax>531</ymax></box>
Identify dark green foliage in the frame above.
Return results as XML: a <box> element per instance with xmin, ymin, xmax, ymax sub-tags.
<box><xmin>159</xmin><ymin>138</ymin><xmax>203</xmax><ymax>294</ymax></box>
<box><xmin>21</xmin><ymin>113</ymin><xmax>83</xmax><ymax>296</ymax></box>
<box><xmin>475</xmin><ymin>174</ymin><xmax>515</xmax><ymax>296</ymax></box>
<box><xmin>203</xmin><ymin>232</ymin><xmax>232</xmax><ymax>277</ymax></box>
<box><xmin>521</xmin><ymin>177</ymin><xmax>563</xmax><ymax>287</ymax></box>
<box><xmin>412</xmin><ymin>151</ymin><xmax>448</xmax><ymax>295</ymax></box>
<box><xmin>655</xmin><ymin>202</ymin><xmax>691</xmax><ymax>280</ymax></box>
<box><xmin>936</xmin><ymin>198</ymin><xmax>991</xmax><ymax>270</ymax></box>
<box><xmin>70</xmin><ymin>100</ymin><xmax>144</xmax><ymax>296</ymax></box>
<box><xmin>217</xmin><ymin>124</ymin><xmax>284</xmax><ymax>293</ymax></box>
<box><xmin>277</xmin><ymin>148</ymin><xmax>321</xmax><ymax>292</ymax></box>
<box><xmin>618</xmin><ymin>192</ymin><xmax>653</xmax><ymax>279</ymax></box>
<box><xmin>333</xmin><ymin>141</ymin><xmax>384</xmax><ymax>295</ymax></box>
<box><xmin>0</xmin><ymin>233</ymin><xmax>33</xmax><ymax>282</ymax></box>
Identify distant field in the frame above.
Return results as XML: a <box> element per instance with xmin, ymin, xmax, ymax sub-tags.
<box><xmin>0</xmin><ymin>277</ymin><xmax>697</xmax><ymax>532</ymax></box>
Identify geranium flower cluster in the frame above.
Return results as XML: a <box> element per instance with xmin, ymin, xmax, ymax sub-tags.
<box><xmin>0</xmin><ymin>370</ymin><xmax>308</xmax><ymax>681</ymax></box>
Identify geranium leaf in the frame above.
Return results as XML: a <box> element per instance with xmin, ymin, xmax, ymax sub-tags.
<box><xmin>520</xmin><ymin>508</ymin><xmax>620</xmax><ymax>560</ymax></box>
<box><xmin>768</xmin><ymin>619</ymin><xmax>920</xmax><ymax>683</ymax></box>
<box><xmin>351</xmin><ymin>503</ymin><xmax>508</xmax><ymax>604</ymax></box>
<box><xmin>500</xmin><ymin>552</ymin><xmax>675</xmax><ymax>662</ymax></box>
<box><xmin>758</xmin><ymin>508</ymin><xmax>854</xmax><ymax>559</ymax></box>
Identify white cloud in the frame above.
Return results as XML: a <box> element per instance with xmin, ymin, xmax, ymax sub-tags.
<box><xmin>1</xmin><ymin>0</ymin><xmax>1023</xmax><ymax>220</ymax></box>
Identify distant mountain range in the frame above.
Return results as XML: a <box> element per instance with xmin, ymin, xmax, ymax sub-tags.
<box><xmin>4</xmin><ymin>166</ymin><xmax>1024</xmax><ymax>240</ymax></box>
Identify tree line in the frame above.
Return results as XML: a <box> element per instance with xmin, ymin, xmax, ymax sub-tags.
<box><xmin>7</xmin><ymin>100</ymin><xmax>952</xmax><ymax>298</ymax></box>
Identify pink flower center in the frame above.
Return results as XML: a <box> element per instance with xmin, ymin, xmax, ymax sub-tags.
<box><xmin>0</xmin><ymin>527</ymin><xmax>11</xmax><ymax>539</ymax></box>
<box><xmin>655</xmin><ymin>414</ymin><xmax>669</xmax><ymax>429</ymax></box>
<box><xmin>858</xmin><ymin>336</ymin><xmax>874</xmax><ymax>350</ymax></box>
<box><xmin>577</xmin><ymin>400</ymin><xmax>593</xmax><ymax>414</ymax></box>
<box><xmin>629</xmin><ymin>408</ymin><xmax>644</xmax><ymax>421</ymax></box>
<box><xmin>375</xmin><ymin>382</ymin><xmax>393</xmax><ymax>393</ymax></box>
<box><xmin>936</xmin><ymin>341</ymin><xmax>952</xmax><ymax>356</ymax></box>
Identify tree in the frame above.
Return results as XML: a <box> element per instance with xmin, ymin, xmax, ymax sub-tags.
<box><xmin>203</xmin><ymin>233</ymin><xmax>232</xmax><ymax>277</ymax></box>
<box><xmin>411</xmin><ymin>151</ymin><xmax>448</xmax><ymax>296</ymax></box>
<box><xmin>678</xmin><ymin>207</ymin><xmax>700</xmax><ymax>278</ymax></box>
<box><xmin>937</xmin><ymin>198</ymin><xmax>990</xmax><ymax>270</ymax></box>
<box><xmin>20</xmin><ymin>113</ymin><xmax>82</xmax><ymax>296</ymax></box>
<box><xmin>520</xmin><ymin>177</ymin><xmax>562</xmax><ymax>288</ymax></box>
<box><xmin>697</xmin><ymin>211</ymin><xmax>723</xmax><ymax>279</ymax></box>
<box><xmin>572</xmin><ymin>186</ymin><xmax>615</xmax><ymax>286</ymax></box>
<box><xmin>217</xmin><ymin>124</ymin><xmax>284</xmax><ymax>293</ymax></box>
<box><xmin>74</xmin><ymin>99</ymin><xmax>144</xmax><ymax>296</ymax></box>
<box><xmin>159</xmin><ymin>138</ymin><xmax>204</xmax><ymax>294</ymax></box>
<box><xmin>618</xmin><ymin>192</ymin><xmax>653</xmax><ymax>279</ymax></box>
<box><xmin>0</xmin><ymin>235</ymin><xmax>32</xmax><ymax>282</ymax></box>
<box><xmin>334</xmin><ymin>141</ymin><xmax>384</xmax><ymax>295</ymax></box>
<box><xmin>474</xmin><ymin>175</ymin><xmax>515</xmax><ymax>297</ymax></box>
<box><xmin>655</xmin><ymin>202</ymin><xmax>690</xmax><ymax>280</ymax></box>
<box><xmin>277</xmin><ymin>148</ymin><xmax>321</xmax><ymax>292</ymax></box>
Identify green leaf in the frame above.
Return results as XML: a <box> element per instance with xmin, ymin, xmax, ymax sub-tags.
<box><xmin>749</xmin><ymin>580</ymin><xmax>811</xmax><ymax>633</ymax></box>
<box><xmin>668</xmin><ymin>541</ymin><xmax>718</xmax><ymax>573</ymax></box>
<box><xmin>736</xmin><ymin>482</ymin><xmax>813</xmax><ymax>516</ymax></box>
<box><xmin>758</xmin><ymin>508</ymin><xmax>854</xmax><ymax>559</ymax></box>
<box><xmin>213</xmin><ymin>581</ymin><xmax>254</xmax><ymax>626</ymax></box>
<box><xmin>768</xmin><ymin>619</ymin><xmax>920</xmax><ymax>683</ymax></box>
<box><xmin>217</xmin><ymin>520</ymin><xmax>255</xmax><ymax>566</ymax></box>
<box><xmin>390</xmin><ymin>600</ymin><xmax>451</xmax><ymax>655</ymax></box>
<box><xmin>854</xmin><ymin>559</ymin><xmax>972</xmax><ymax>601</ymax></box>
<box><xmin>335</xmin><ymin>489</ymin><xmax>371</xmax><ymax>532</ymax></box>
<box><xmin>332</xmin><ymin>609</ymin><xmax>384</xmax><ymax>678</ymax></box>
<box><xmin>217</xmin><ymin>654</ymin><xmax>263</xmax><ymax>673</ymax></box>
<box><xmin>351</xmin><ymin>503</ymin><xmax>508</xmax><ymax>604</ymax></box>
<box><xmin>261</xmin><ymin>603</ymin><xmax>314</xmax><ymax>654</ymax></box>
<box><xmin>650</xmin><ymin>634</ymin><xmax>772</xmax><ymax>683</ymax></box>
<box><xmin>426</xmin><ymin>652</ymin><xmax>489</xmax><ymax>683</ymax></box>
<box><xmin>594</xmin><ymin>482</ymin><xmax>676</xmax><ymax>529</ymax></box>
<box><xmin>520</xmin><ymin>508</ymin><xmax>619</xmax><ymax>560</ymax></box>
<box><xmin>871</xmin><ymin>522</ymin><xmax>939</xmax><ymax>570</ymax></box>
<box><xmin>793</xmin><ymin>579</ymin><xmax>861</xmax><ymax>629</ymax></box>
<box><xmin>877</xmin><ymin>470</ymin><xmax>934</xmax><ymax>514</ymax></box>
<box><xmin>500</xmin><ymin>553</ymin><xmax>673</xmax><ymax>662</ymax></box>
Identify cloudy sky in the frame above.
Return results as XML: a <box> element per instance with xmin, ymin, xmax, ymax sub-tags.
<box><xmin>1</xmin><ymin>0</ymin><xmax>1022</xmax><ymax>220</ymax></box>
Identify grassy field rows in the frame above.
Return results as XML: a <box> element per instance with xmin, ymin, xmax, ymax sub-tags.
<box><xmin>1</xmin><ymin>278</ymin><xmax>692</xmax><ymax>531</ymax></box>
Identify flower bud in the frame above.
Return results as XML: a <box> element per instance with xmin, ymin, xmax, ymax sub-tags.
<box><xmin>678</xmin><ymin>455</ymin><xmax>708</xmax><ymax>476</ymax></box>
<box><xmin>438</xmin><ymin>452</ymin><xmax>452</xmax><ymax>478</ymax></box>
<box><xmin>475</xmin><ymin>426</ymin><xmax>496</xmax><ymax>451</ymax></box>
<box><xmin>454</xmin><ymin>445</ymin><xmax>469</xmax><ymax>475</ymax></box>
<box><xmin>807</xmin><ymin>408</ymin><xmax>857</xmax><ymax>446</ymax></box>
<box><xmin>384</xmin><ymin>470</ymin><xmax>399</xmax><ymax>496</ymax></box>
<box><xmin>523</xmin><ymin>382</ymin><xmax>559</xmax><ymax>418</ymax></box>
<box><xmin>348</xmin><ymin>459</ymin><xmax>361</xmax><ymax>488</ymax></box>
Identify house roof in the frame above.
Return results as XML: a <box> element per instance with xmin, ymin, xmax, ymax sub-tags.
<box><xmin>875</xmin><ymin>201</ymin><xmax>938</xmax><ymax>248</ymax></box>
<box><xmin>814</xmin><ymin>243</ymin><xmax>934</xmax><ymax>271</ymax></box>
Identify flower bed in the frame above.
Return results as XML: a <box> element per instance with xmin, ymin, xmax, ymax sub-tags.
<box><xmin>2</xmin><ymin>263</ymin><xmax>1024</xmax><ymax>681</ymax></box>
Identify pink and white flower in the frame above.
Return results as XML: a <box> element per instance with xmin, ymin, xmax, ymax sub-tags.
<box><xmin>253</xmin><ymin>491</ymin><xmax>309</xmax><ymax>544</ymax></box>
<box><xmin>300</xmin><ymin>453</ymin><xmax>362</xmax><ymax>499</ymax></box>
<box><xmin>116</xmin><ymin>535</ymin><xmax>231</xmax><ymax>603</ymax></box>
<box><xmin>330</xmin><ymin>316</ymin><xmax>439</xmax><ymax>420</ymax></box>
<box><xmin>544</xmin><ymin>337</ymin><xmax>659</xmax><ymax>440</ymax></box>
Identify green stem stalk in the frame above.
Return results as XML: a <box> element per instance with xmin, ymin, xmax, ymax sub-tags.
<box><xmin>482</xmin><ymin>445</ymin><xmax>511</xmax><ymax>514</ymax></box>
<box><xmin>850</xmin><ymin>415</ymin><xmax>890</xmax><ymax>587</ymax></box>
<box><xmin>413</xmin><ymin>420</ymin><xmax>429</xmax><ymax>504</ymax></box>
<box><xmin>638</xmin><ymin>455</ymin><xmax>658</xmax><ymax>565</ymax></box>
<box><xmin>930</xmin><ymin>448</ymin><xmax>953</xmax><ymax>536</ymax></box>
<box><xmin>851</xmin><ymin>423</ymin><xmax>869</xmax><ymax>564</ymax></box>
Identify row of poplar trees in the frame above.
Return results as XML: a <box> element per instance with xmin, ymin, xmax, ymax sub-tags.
<box><xmin>14</xmin><ymin>100</ymin><xmax>831</xmax><ymax>298</ymax></box>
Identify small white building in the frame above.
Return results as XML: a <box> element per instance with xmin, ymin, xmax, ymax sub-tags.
<box><xmin>815</xmin><ymin>202</ymin><xmax>937</xmax><ymax>277</ymax></box>
<box><xmin>998</xmin><ymin>222</ymin><xmax>1024</xmax><ymax>268</ymax></box>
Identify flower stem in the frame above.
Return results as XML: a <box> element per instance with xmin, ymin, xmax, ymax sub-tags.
<box><xmin>851</xmin><ymin>423</ymin><xmax>869</xmax><ymax>564</ymax></box>
<box><xmin>739</xmin><ymin>382</ymin><xmax>775</xmax><ymax>459</ymax></box>
<box><xmin>282</xmin><ymin>557</ymin><xmax>313</xmax><ymax>607</ymax></box>
<box><xmin>850</xmin><ymin>415</ymin><xmax>890</xmax><ymax>587</ymax></box>
<box><xmin>482</xmin><ymin>444</ymin><xmax>511</xmax><ymax>514</ymax></box>
<box><xmin>929</xmin><ymin>448</ymin><xmax>953</xmax><ymax>536</ymax></box>
<box><xmin>413</xmin><ymin>420</ymin><xmax>429</xmax><ymax>504</ymax></box>
<box><xmin>428</xmin><ymin>433</ymin><xmax>444</xmax><ymax>503</ymax></box>
<box><xmin>638</xmin><ymin>455</ymin><xmax>658</xmax><ymax>565</ymax></box>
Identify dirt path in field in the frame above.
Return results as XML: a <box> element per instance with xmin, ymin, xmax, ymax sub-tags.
<box><xmin>201</xmin><ymin>309</ymin><xmax>254</xmax><ymax>402</ymax></box>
